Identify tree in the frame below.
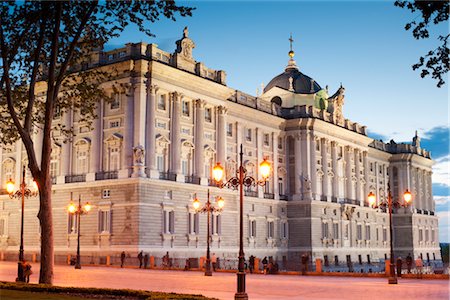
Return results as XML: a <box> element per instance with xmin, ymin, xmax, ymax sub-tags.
<box><xmin>0</xmin><ymin>1</ymin><xmax>193</xmax><ymax>284</ymax></box>
<box><xmin>395</xmin><ymin>0</ymin><xmax>449</xmax><ymax>87</ymax></box>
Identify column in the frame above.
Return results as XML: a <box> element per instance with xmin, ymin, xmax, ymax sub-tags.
<box><xmin>132</xmin><ymin>78</ymin><xmax>147</xmax><ymax>178</ymax></box>
<box><xmin>344</xmin><ymin>146</ymin><xmax>352</xmax><ymax>201</ymax></box>
<box><xmin>272</xmin><ymin>132</ymin><xmax>279</xmax><ymax>199</ymax></box>
<box><xmin>354</xmin><ymin>149</ymin><xmax>361</xmax><ymax>205</ymax></box>
<box><xmin>146</xmin><ymin>84</ymin><xmax>159</xmax><ymax>178</ymax></box>
<box><xmin>194</xmin><ymin>99</ymin><xmax>206</xmax><ymax>182</ymax></box>
<box><xmin>256</xmin><ymin>128</ymin><xmax>263</xmax><ymax>198</ymax></box>
<box><xmin>87</xmin><ymin>102</ymin><xmax>101</xmax><ymax>181</ymax></box>
<box><xmin>14</xmin><ymin>140</ymin><xmax>22</xmax><ymax>187</ymax></box>
<box><xmin>170</xmin><ymin>92</ymin><xmax>182</xmax><ymax>180</ymax></box>
<box><xmin>293</xmin><ymin>133</ymin><xmax>302</xmax><ymax>200</ymax></box>
<box><xmin>428</xmin><ymin>172</ymin><xmax>434</xmax><ymax>212</ymax></box>
<box><xmin>321</xmin><ymin>138</ymin><xmax>329</xmax><ymax>201</ymax></box>
<box><xmin>217</xmin><ymin>106</ymin><xmax>227</xmax><ymax>165</ymax></box>
<box><xmin>309</xmin><ymin>134</ymin><xmax>317</xmax><ymax>200</ymax></box>
<box><xmin>375</xmin><ymin>162</ymin><xmax>380</xmax><ymax>205</ymax></box>
<box><xmin>363</xmin><ymin>151</ymin><xmax>369</xmax><ymax>204</ymax></box>
<box><xmin>331</xmin><ymin>141</ymin><xmax>338</xmax><ymax>201</ymax></box>
<box><xmin>119</xmin><ymin>84</ymin><xmax>134</xmax><ymax>179</ymax></box>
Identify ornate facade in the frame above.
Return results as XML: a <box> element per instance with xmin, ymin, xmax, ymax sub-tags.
<box><xmin>0</xmin><ymin>29</ymin><xmax>441</xmax><ymax>267</ymax></box>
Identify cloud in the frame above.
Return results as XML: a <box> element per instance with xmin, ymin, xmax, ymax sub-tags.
<box><xmin>432</xmin><ymin>155</ymin><xmax>450</xmax><ymax>187</ymax></box>
<box><xmin>437</xmin><ymin>211</ymin><xmax>450</xmax><ymax>243</ymax></box>
<box><xmin>421</xmin><ymin>126</ymin><xmax>450</xmax><ymax>159</ymax></box>
<box><xmin>434</xmin><ymin>195</ymin><xmax>450</xmax><ymax>206</ymax></box>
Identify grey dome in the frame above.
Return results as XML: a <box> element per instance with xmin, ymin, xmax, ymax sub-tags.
<box><xmin>264</xmin><ymin>68</ymin><xmax>322</xmax><ymax>94</ymax></box>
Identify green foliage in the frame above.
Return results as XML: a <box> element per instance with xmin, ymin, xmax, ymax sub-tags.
<box><xmin>0</xmin><ymin>281</ymin><xmax>217</xmax><ymax>300</ymax></box>
<box><xmin>394</xmin><ymin>0</ymin><xmax>449</xmax><ymax>87</ymax></box>
<box><xmin>440</xmin><ymin>243</ymin><xmax>449</xmax><ymax>264</ymax></box>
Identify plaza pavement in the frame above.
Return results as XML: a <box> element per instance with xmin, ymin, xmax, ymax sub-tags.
<box><xmin>0</xmin><ymin>261</ymin><xmax>448</xmax><ymax>300</ymax></box>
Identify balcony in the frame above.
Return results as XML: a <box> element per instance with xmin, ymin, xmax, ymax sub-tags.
<box><xmin>331</xmin><ymin>197</ymin><xmax>338</xmax><ymax>203</ymax></box>
<box><xmin>65</xmin><ymin>174</ymin><xmax>86</xmax><ymax>183</ymax></box>
<box><xmin>185</xmin><ymin>175</ymin><xmax>200</xmax><ymax>185</ymax></box>
<box><xmin>95</xmin><ymin>171</ymin><xmax>118</xmax><ymax>181</ymax></box>
<box><xmin>264</xmin><ymin>193</ymin><xmax>274</xmax><ymax>199</ymax></box>
<box><xmin>244</xmin><ymin>190</ymin><xmax>258</xmax><ymax>197</ymax></box>
<box><xmin>51</xmin><ymin>177</ymin><xmax>57</xmax><ymax>185</ymax></box>
<box><xmin>279</xmin><ymin>194</ymin><xmax>288</xmax><ymax>201</ymax></box>
<box><xmin>159</xmin><ymin>172</ymin><xmax>177</xmax><ymax>181</ymax></box>
<box><xmin>208</xmin><ymin>178</ymin><xmax>217</xmax><ymax>187</ymax></box>
<box><xmin>343</xmin><ymin>198</ymin><xmax>359</xmax><ymax>205</ymax></box>
<box><xmin>320</xmin><ymin>195</ymin><xmax>327</xmax><ymax>202</ymax></box>
<box><xmin>430</xmin><ymin>211</ymin><xmax>435</xmax><ymax>216</ymax></box>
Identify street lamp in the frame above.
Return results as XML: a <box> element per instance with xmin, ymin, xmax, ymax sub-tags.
<box><xmin>67</xmin><ymin>194</ymin><xmax>91</xmax><ymax>269</ymax></box>
<box><xmin>6</xmin><ymin>166</ymin><xmax>38</xmax><ymax>282</ymax></box>
<box><xmin>213</xmin><ymin>144</ymin><xmax>271</xmax><ymax>300</ymax></box>
<box><xmin>367</xmin><ymin>184</ymin><xmax>412</xmax><ymax>284</ymax></box>
<box><xmin>192</xmin><ymin>189</ymin><xmax>224</xmax><ymax>276</ymax></box>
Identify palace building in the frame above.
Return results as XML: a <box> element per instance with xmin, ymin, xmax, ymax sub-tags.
<box><xmin>0</xmin><ymin>28</ymin><xmax>441</xmax><ymax>268</ymax></box>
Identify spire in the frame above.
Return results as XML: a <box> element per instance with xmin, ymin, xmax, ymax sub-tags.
<box><xmin>285</xmin><ymin>33</ymin><xmax>298</xmax><ymax>71</ymax></box>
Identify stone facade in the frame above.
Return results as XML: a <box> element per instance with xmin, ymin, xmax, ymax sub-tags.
<box><xmin>0</xmin><ymin>29</ymin><xmax>440</xmax><ymax>267</ymax></box>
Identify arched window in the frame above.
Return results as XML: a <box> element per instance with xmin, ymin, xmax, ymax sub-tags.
<box><xmin>2</xmin><ymin>158</ymin><xmax>15</xmax><ymax>187</ymax></box>
<box><xmin>74</xmin><ymin>139</ymin><xmax>91</xmax><ymax>174</ymax></box>
<box><xmin>104</xmin><ymin>134</ymin><xmax>122</xmax><ymax>172</ymax></box>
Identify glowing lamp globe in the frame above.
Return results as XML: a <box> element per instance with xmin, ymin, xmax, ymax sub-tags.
<box><xmin>68</xmin><ymin>203</ymin><xmax>77</xmax><ymax>214</ymax></box>
<box><xmin>6</xmin><ymin>179</ymin><xmax>15</xmax><ymax>194</ymax></box>
<box><xmin>259</xmin><ymin>159</ymin><xmax>271</xmax><ymax>179</ymax></box>
<box><xmin>193</xmin><ymin>198</ymin><xmax>201</xmax><ymax>210</ymax></box>
<box><xmin>368</xmin><ymin>192</ymin><xmax>376</xmax><ymax>207</ymax></box>
<box><xmin>84</xmin><ymin>202</ymin><xmax>92</xmax><ymax>212</ymax></box>
<box><xmin>216</xmin><ymin>197</ymin><xmax>225</xmax><ymax>209</ymax></box>
<box><xmin>213</xmin><ymin>163</ymin><xmax>224</xmax><ymax>182</ymax></box>
<box><xmin>403</xmin><ymin>189</ymin><xmax>412</xmax><ymax>204</ymax></box>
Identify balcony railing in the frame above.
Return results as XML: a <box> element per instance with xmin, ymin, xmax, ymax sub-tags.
<box><xmin>343</xmin><ymin>198</ymin><xmax>359</xmax><ymax>205</ymax></box>
<box><xmin>65</xmin><ymin>174</ymin><xmax>86</xmax><ymax>183</ymax></box>
<box><xmin>159</xmin><ymin>172</ymin><xmax>176</xmax><ymax>181</ymax></box>
<box><xmin>320</xmin><ymin>195</ymin><xmax>327</xmax><ymax>202</ymax></box>
<box><xmin>430</xmin><ymin>211</ymin><xmax>435</xmax><ymax>216</ymax></box>
<box><xmin>185</xmin><ymin>175</ymin><xmax>200</xmax><ymax>185</ymax></box>
<box><xmin>244</xmin><ymin>190</ymin><xmax>258</xmax><ymax>197</ymax></box>
<box><xmin>331</xmin><ymin>197</ymin><xmax>338</xmax><ymax>203</ymax></box>
<box><xmin>264</xmin><ymin>193</ymin><xmax>274</xmax><ymax>199</ymax></box>
<box><xmin>279</xmin><ymin>194</ymin><xmax>288</xmax><ymax>201</ymax></box>
<box><xmin>51</xmin><ymin>177</ymin><xmax>57</xmax><ymax>185</ymax></box>
<box><xmin>208</xmin><ymin>178</ymin><xmax>217</xmax><ymax>187</ymax></box>
<box><xmin>95</xmin><ymin>171</ymin><xmax>118</xmax><ymax>181</ymax></box>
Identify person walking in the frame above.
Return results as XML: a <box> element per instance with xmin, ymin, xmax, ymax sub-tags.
<box><xmin>262</xmin><ymin>256</ymin><xmax>268</xmax><ymax>274</ymax></box>
<box><xmin>249</xmin><ymin>255</ymin><xmax>255</xmax><ymax>274</ymax></box>
<box><xmin>120</xmin><ymin>251</ymin><xmax>126</xmax><ymax>268</ymax></box>
<box><xmin>211</xmin><ymin>253</ymin><xmax>217</xmax><ymax>271</ymax></box>
<box><xmin>23</xmin><ymin>261</ymin><xmax>32</xmax><ymax>283</ymax></box>
<box><xmin>138</xmin><ymin>251</ymin><xmax>144</xmax><ymax>268</ymax></box>
<box><xmin>144</xmin><ymin>253</ymin><xmax>149</xmax><ymax>269</ymax></box>
<box><xmin>396</xmin><ymin>257</ymin><xmax>403</xmax><ymax>277</ymax></box>
<box><xmin>406</xmin><ymin>253</ymin><xmax>413</xmax><ymax>274</ymax></box>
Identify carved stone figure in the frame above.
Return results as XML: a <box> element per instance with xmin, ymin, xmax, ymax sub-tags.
<box><xmin>133</xmin><ymin>145</ymin><xmax>145</xmax><ymax>165</ymax></box>
<box><xmin>328</xmin><ymin>84</ymin><xmax>345</xmax><ymax>122</ymax></box>
<box><xmin>175</xmin><ymin>27</ymin><xmax>196</xmax><ymax>61</ymax></box>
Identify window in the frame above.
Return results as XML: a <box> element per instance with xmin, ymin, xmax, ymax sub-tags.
<box><xmin>431</xmin><ymin>229</ymin><xmax>435</xmax><ymax>242</ymax></box>
<box><xmin>425</xmin><ymin>229</ymin><xmax>429</xmax><ymax>242</ymax></box>
<box><xmin>188</xmin><ymin>212</ymin><xmax>199</xmax><ymax>234</ymax></box>
<box><xmin>181</xmin><ymin>160</ymin><xmax>189</xmax><ymax>175</ymax></box>
<box><xmin>158</xmin><ymin>95</ymin><xmax>166</xmax><ymax>110</ymax></box>
<box><xmin>264</xmin><ymin>134</ymin><xmax>270</xmax><ymax>146</ymax></box>
<box><xmin>281</xmin><ymin>222</ymin><xmax>288</xmax><ymax>238</ymax></box>
<box><xmin>212</xmin><ymin>214</ymin><xmax>222</xmax><ymax>235</ymax></box>
<box><xmin>68</xmin><ymin>213</ymin><xmax>78</xmax><ymax>234</ymax></box>
<box><xmin>344</xmin><ymin>224</ymin><xmax>349</xmax><ymax>239</ymax></box>
<box><xmin>246</xmin><ymin>128</ymin><xmax>252</xmax><ymax>141</ymax></box>
<box><xmin>333</xmin><ymin>223</ymin><xmax>339</xmax><ymax>239</ymax></box>
<box><xmin>278</xmin><ymin>178</ymin><xmax>284</xmax><ymax>195</ymax></box>
<box><xmin>205</xmin><ymin>108</ymin><xmax>212</xmax><ymax>122</ymax></box>
<box><xmin>182</xmin><ymin>101</ymin><xmax>190</xmax><ymax>117</ymax></box>
<box><xmin>110</xmin><ymin>121</ymin><xmax>120</xmax><ymax>128</ymax></box>
<box><xmin>50</xmin><ymin>156</ymin><xmax>59</xmax><ymax>178</ymax></box>
<box><xmin>383</xmin><ymin>228</ymin><xmax>387</xmax><ymax>241</ymax></box>
<box><xmin>365</xmin><ymin>225</ymin><xmax>371</xmax><ymax>240</ymax></box>
<box><xmin>249</xmin><ymin>220</ymin><xmax>256</xmax><ymax>238</ymax></box>
<box><xmin>357</xmin><ymin>224</ymin><xmax>362</xmax><ymax>240</ymax></box>
<box><xmin>76</xmin><ymin>150</ymin><xmax>88</xmax><ymax>174</ymax></box>
<box><xmin>322</xmin><ymin>222</ymin><xmax>329</xmax><ymax>239</ymax></box>
<box><xmin>109</xmin><ymin>147</ymin><xmax>120</xmax><ymax>171</ymax></box>
<box><xmin>267</xmin><ymin>221</ymin><xmax>274</xmax><ymax>238</ymax></box>
<box><xmin>0</xmin><ymin>218</ymin><xmax>6</xmax><ymax>236</ymax></box>
<box><xmin>98</xmin><ymin>209</ymin><xmax>111</xmax><ymax>233</ymax></box>
<box><xmin>376</xmin><ymin>228</ymin><xmax>379</xmax><ymax>241</ymax></box>
<box><xmin>110</xmin><ymin>94</ymin><xmax>120</xmax><ymax>110</ymax></box>
<box><xmin>227</xmin><ymin>123</ymin><xmax>233</xmax><ymax>137</ymax></box>
<box><xmin>102</xmin><ymin>189</ymin><xmax>111</xmax><ymax>199</ymax></box>
<box><xmin>163</xmin><ymin>210</ymin><xmax>175</xmax><ymax>234</ymax></box>
<box><xmin>156</xmin><ymin>155</ymin><xmax>165</xmax><ymax>172</ymax></box>
<box><xmin>53</xmin><ymin>105</ymin><xmax>62</xmax><ymax>119</ymax></box>
<box><xmin>419</xmin><ymin>229</ymin><xmax>423</xmax><ymax>241</ymax></box>
<box><xmin>278</xmin><ymin>137</ymin><xmax>283</xmax><ymax>150</ymax></box>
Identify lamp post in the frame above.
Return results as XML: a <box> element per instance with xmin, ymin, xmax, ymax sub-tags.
<box><xmin>213</xmin><ymin>144</ymin><xmax>271</xmax><ymax>300</ymax></box>
<box><xmin>6</xmin><ymin>166</ymin><xmax>38</xmax><ymax>282</ymax></box>
<box><xmin>193</xmin><ymin>189</ymin><xmax>224</xmax><ymax>276</ymax></box>
<box><xmin>368</xmin><ymin>183</ymin><xmax>412</xmax><ymax>284</ymax></box>
<box><xmin>67</xmin><ymin>194</ymin><xmax>91</xmax><ymax>269</ymax></box>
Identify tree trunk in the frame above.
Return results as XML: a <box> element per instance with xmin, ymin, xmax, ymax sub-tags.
<box><xmin>37</xmin><ymin>176</ymin><xmax>54</xmax><ymax>284</ymax></box>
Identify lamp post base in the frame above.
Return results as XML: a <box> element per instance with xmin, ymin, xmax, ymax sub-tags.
<box><xmin>388</xmin><ymin>276</ymin><xmax>398</xmax><ymax>284</ymax></box>
<box><xmin>235</xmin><ymin>271</ymin><xmax>248</xmax><ymax>300</ymax></box>
<box><xmin>75</xmin><ymin>264</ymin><xmax>81</xmax><ymax>269</ymax></box>
<box><xmin>16</xmin><ymin>261</ymin><xmax>25</xmax><ymax>282</ymax></box>
<box><xmin>204</xmin><ymin>270</ymin><xmax>212</xmax><ymax>276</ymax></box>
<box><xmin>235</xmin><ymin>292</ymin><xmax>248</xmax><ymax>300</ymax></box>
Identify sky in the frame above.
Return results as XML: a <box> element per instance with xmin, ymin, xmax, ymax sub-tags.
<box><xmin>107</xmin><ymin>0</ymin><xmax>449</xmax><ymax>242</ymax></box>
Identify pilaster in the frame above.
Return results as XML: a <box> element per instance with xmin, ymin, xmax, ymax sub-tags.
<box><xmin>146</xmin><ymin>84</ymin><xmax>159</xmax><ymax>178</ymax></box>
<box><xmin>321</xmin><ymin>138</ymin><xmax>329</xmax><ymax>201</ymax></box>
<box><xmin>119</xmin><ymin>83</ymin><xmax>134</xmax><ymax>179</ymax></box>
<box><xmin>131</xmin><ymin>78</ymin><xmax>147</xmax><ymax>178</ymax></box>
<box><xmin>170</xmin><ymin>91</ymin><xmax>182</xmax><ymax>181</ymax></box>
<box><xmin>194</xmin><ymin>99</ymin><xmax>206</xmax><ymax>181</ymax></box>
<box><xmin>272</xmin><ymin>132</ymin><xmax>279</xmax><ymax>199</ymax></box>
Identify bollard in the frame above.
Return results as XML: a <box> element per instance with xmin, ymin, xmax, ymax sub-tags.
<box><xmin>385</xmin><ymin>260</ymin><xmax>390</xmax><ymax>276</ymax></box>
<box><xmin>106</xmin><ymin>255</ymin><xmax>110</xmax><ymax>266</ymax></box>
<box><xmin>0</xmin><ymin>252</ymin><xmax>4</xmax><ymax>261</ymax></box>
<box><xmin>199</xmin><ymin>257</ymin><xmax>205</xmax><ymax>270</ymax></box>
<box><xmin>150</xmin><ymin>256</ymin><xmax>155</xmax><ymax>269</ymax></box>
<box><xmin>316</xmin><ymin>258</ymin><xmax>323</xmax><ymax>273</ymax></box>
<box><xmin>32</xmin><ymin>253</ymin><xmax>36</xmax><ymax>263</ymax></box>
<box><xmin>254</xmin><ymin>258</ymin><xmax>260</xmax><ymax>273</ymax></box>
<box><xmin>67</xmin><ymin>254</ymin><xmax>71</xmax><ymax>265</ymax></box>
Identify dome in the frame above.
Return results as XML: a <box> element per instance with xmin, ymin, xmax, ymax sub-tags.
<box><xmin>264</xmin><ymin>67</ymin><xmax>322</xmax><ymax>94</ymax></box>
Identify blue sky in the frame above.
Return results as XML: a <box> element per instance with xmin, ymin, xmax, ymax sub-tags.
<box><xmin>108</xmin><ymin>0</ymin><xmax>449</xmax><ymax>242</ymax></box>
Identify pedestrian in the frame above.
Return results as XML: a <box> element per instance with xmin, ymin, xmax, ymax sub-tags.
<box><xmin>120</xmin><ymin>251</ymin><xmax>126</xmax><ymax>268</ymax></box>
<box><xmin>301</xmin><ymin>254</ymin><xmax>308</xmax><ymax>275</ymax></box>
<box><xmin>415</xmin><ymin>256</ymin><xmax>423</xmax><ymax>276</ymax></box>
<box><xmin>138</xmin><ymin>251</ymin><xmax>144</xmax><ymax>268</ymax></box>
<box><xmin>396</xmin><ymin>257</ymin><xmax>403</xmax><ymax>277</ymax></box>
<box><xmin>249</xmin><ymin>255</ymin><xmax>255</xmax><ymax>274</ymax></box>
<box><xmin>23</xmin><ymin>261</ymin><xmax>32</xmax><ymax>283</ymax></box>
<box><xmin>211</xmin><ymin>253</ymin><xmax>217</xmax><ymax>271</ymax></box>
<box><xmin>406</xmin><ymin>253</ymin><xmax>413</xmax><ymax>274</ymax></box>
<box><xmin>162</xmin><ymin>251</ymin><xmax>170</xmax><ymax>268</ymax></box>
<box><xmin>262</xmin><ymin>256</ymin><xmax>268</xmax><ymax>274</ymax></box>
<box><xmin>144</xmin><ymin>253</ymin><xmax>149</xmax><ymax>269</ymax></box>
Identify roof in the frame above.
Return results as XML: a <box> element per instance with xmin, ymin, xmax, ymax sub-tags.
<box><xmin>264</xmin><ymin>68</ymin><xmax>322</xmax><ymax>94</ymax></box>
